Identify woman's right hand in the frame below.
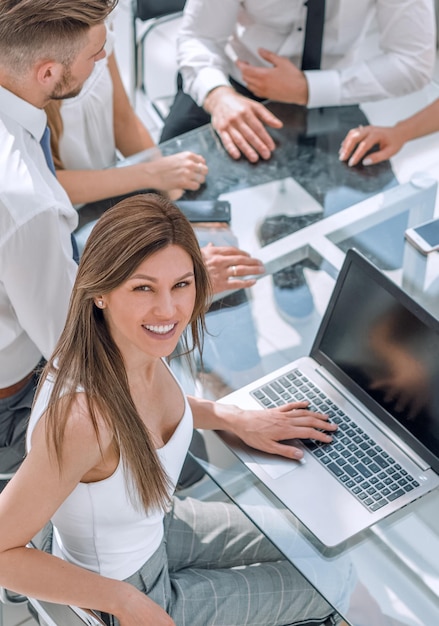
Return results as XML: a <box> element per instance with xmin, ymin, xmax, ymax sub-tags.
<box><xmin>116</xmin><ymin>584</ymin><xmax>175</xmax><ymax>626</ymax></box>
<box><xmin>201</xmin><ymin>242</ymin><xmax>265</xmax><ymax>294</ymax></box>
<box><xmin>142</xmin><ymin>151</ymin><xmax>208</xmax><ymax>192</ymax></box>
<box><xmin>339</xmin><ymin>124</ymin><xmax>405</xmax><ymax>167</ymax></box>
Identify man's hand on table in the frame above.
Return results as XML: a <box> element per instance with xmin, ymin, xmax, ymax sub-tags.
<box><xmin>203</xmin><ymin>86</ymin><xmax>283</xmax><ymax>163</ymax></box>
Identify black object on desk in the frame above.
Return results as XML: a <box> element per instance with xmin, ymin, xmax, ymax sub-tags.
<box><xmin>175</xmin><ymin>199</ymin><xmax>231</xmax><ymax>223</ymax></box>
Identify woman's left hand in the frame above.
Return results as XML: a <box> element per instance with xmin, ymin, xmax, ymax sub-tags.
<box><xmin>232</xmin><ymin>401</ymin><xmax>338</xmax><ymax>460</ymax></box>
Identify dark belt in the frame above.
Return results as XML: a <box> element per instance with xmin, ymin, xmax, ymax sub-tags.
<box><xmin>0</xmin><ymin>371</ymin><xmax>34</xmax><ymax>400</ymax></box>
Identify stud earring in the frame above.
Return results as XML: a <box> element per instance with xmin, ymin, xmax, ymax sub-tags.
<box><xmin>97</xmin><ymin>300</ymin><xmax>104</xmax><ymax>308</ymax></box>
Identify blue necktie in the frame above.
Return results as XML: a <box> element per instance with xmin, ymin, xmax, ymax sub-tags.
<box><xmin>40</xmin><ymin>125</ymin><xmax>79</xmax><ymax>263</ymax></box>
<box><xmin>301</xmin><ymin>0</ymin><xmax>326</xmax><ymax>71</ymax></box>
<box><xmin>40</xmin><ymin>125</ymin><xmax>56</xmax><ymax>175</ymax></box>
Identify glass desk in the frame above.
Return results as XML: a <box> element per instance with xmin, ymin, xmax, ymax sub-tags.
<box><xmin>173</xmin><ymin>105</ymin><xmax>437</xmax><ymax>626</ymax></box>
<box><xmin>89</xmin><ymin>103</ymin><xmax>439</xmax><ymax>625</ymax></box>
<box><xmin>140</xmin><ymin>103</ymin><xmax>436</xmax><ymax>394</ymax></box>
<box><xmin>185</xmin><ymin>176</ymin><xmax>439</xmax><ymax>626</ymax></box>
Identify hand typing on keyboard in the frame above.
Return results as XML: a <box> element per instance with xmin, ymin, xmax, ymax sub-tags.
<box><xmin>224</xmin><ymin>399</ymin><xmax>337</xmax><ymax>461</ymax></box>
<box><xmin>250</xmin><ymin>369</ymin><xmax>419</xmax><ymax>511</ymax></box>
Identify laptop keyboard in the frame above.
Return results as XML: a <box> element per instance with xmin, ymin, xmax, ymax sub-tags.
<box><xmin>251</xmin><ymin>368</ymin><xmax>420</xmax><ymax>513</ymax></box>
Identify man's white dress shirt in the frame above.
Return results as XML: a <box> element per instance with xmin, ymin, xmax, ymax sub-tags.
<box><xmin>0</xmin><ymin>86</ymin><xmax>78</xmax><ymax>387</ymax></box>
<box><xmin>178</xmin><ymin>0</ymin><xmax>436</xmax><ymax>108</ymax></box>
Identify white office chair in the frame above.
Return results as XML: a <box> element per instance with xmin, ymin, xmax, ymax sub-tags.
<box><xmin>0</xmin><ymin>587</ymin><xmax>28</xmax><ymax>626</ymax></box>
<box><xmin>0</xmin><ymin>471</ymin><xmax>26</xmax><ymax>625</ymax></box>
<box><xmin>0</xmin><ymin>584</ymin><xmax>106</xmax><ymax>626</ymax></box>
<box><xmin>0</xmin><ymin>472</ymin><xmax>14</xmax><ymax>484</ymax></box>
<box><xmin>27</xmin><ymin>599</ymin><xmax>106</xmax><ymax>626</ymax></box>
<box><xmin>0</xmin><ymin>540</ymin><xmax>106</xmax><ymax>626</ymax></box>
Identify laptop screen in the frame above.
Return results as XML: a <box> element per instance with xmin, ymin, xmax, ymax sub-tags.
<box><xmin>311</xmin><ymin>250</ymin><xmax>439</xmax><ymax>470</ymax></box>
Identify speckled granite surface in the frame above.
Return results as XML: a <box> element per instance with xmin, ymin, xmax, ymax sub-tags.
<box><xmin>163</xmin><ymin>102</ymin><xmax>396</xmax><ymax>210</ymax></box>
<box><xmin>162</xmin><ymin>102</ymin><xmax>402</xmax><ymax>269</ymax></box>
<box><xmin>79</xmin><ymin>102</ymin><xmax>403</xmax><ymax>268</ymax></box>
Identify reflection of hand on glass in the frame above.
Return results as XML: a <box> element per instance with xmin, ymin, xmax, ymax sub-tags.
<box><xmin>369</xmin><ymin>316</ymin><xmax>430</xmax><ymax>419</ymax></box>
<box><xmin>369</xmin><ymin>350</ymin><xmax>429</xmax><ymax>419</ymax></box>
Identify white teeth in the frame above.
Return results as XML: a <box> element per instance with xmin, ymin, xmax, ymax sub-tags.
<box><xmin>144</xmin><ymin>323</ymin><xmax>175</xmax><ymax>334</ymax></box>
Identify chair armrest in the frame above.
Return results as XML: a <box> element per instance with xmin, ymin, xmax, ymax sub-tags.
<box><xmin>28</xmin><ymin>597</ymin><xmax>107</xmax><ymax>626</ymax></box>
<box><xmin>21</xmin><ymin>541</ymin><xmax>108</xmax><ymax>626</ymax></box>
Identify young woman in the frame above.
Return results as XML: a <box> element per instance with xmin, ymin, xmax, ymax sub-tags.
<box><xmin>0</xmin><ymin>194</ymin><xmax>344</xmax><ymax>626</ymax></box>
<box><xmin>47</xmin><ymin>30</ymin><xmax>265</xmax><ymax>489</ymax></box>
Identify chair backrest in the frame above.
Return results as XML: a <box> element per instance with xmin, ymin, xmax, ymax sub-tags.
<box><xmin>132</xmin><ymin>0</ymin><xmax>186</xmax><ymax>119</ymax></box>
<box><xmin>135</xmin><ymin>0</ymin><xmax>186</xmax><ymax>22</ymax></box>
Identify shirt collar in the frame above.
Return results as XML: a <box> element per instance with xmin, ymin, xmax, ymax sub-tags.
<box><xmin>0</xmin><ymin>85</ymin><xmax>47</xmax><ymax>142</ymax></box>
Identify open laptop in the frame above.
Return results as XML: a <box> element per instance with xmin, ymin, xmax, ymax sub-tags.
<box><xmin>219</xmin><ymin>249</ymin><xmax>439</xmax><ymax>546</ymax></box>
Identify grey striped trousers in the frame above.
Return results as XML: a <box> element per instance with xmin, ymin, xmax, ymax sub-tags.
<box><xmin>104</xmin><ymin>497</ymin><xmax>345</xmax><ymax>626</ymax></box>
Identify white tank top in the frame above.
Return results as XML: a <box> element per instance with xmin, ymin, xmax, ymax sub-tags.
<box><xmin>26</xmin><ymin>362</ymin><xmax>193</xmax><ymax>580</ymax></box>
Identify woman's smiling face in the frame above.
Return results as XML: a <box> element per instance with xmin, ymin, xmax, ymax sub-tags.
<box><xmin>98</xmin><ymin>244</ymin><xmax>196</xmax><ymax>363</ymax></box>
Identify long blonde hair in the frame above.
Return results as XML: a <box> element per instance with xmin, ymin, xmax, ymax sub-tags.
<box><xmin>38</xmin><ymin>194</ymin><xmax>212</xmax><ymax>511</ymax></box>
<box><xmin>45</xmin><ymin>101</ymin><xmax>64</xmax><ymax>170</ymax></box>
